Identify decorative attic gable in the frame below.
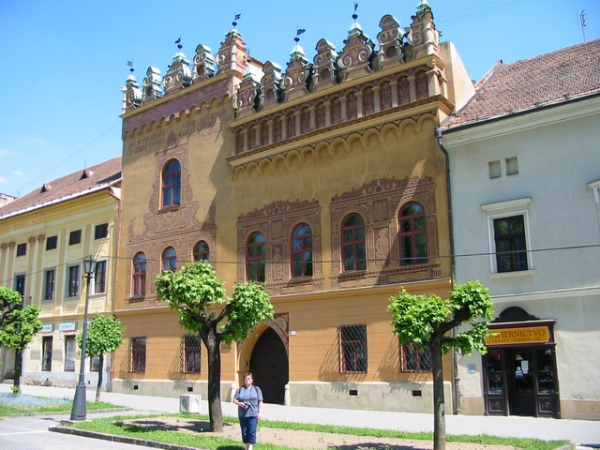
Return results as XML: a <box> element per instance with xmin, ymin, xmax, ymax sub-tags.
<box><xmin>193</xmin><ymin>44</ymin><xmax>216</xmax><ymax>82</ymax></box>
<box><xmin>236</xmin><ymin>64</ymin><xmax>263</xmax><ymax>117</ymax></box>
<box><xmin>261</xmin><ymin>61</ymin><xmax>283</xmax><ymax>108</ymax></box>
<box><xmin>337</xmin><ymin>20</ymin><xmax>377</xmax><ymax>82</ymax></box>
<box><xmin>312</xmin><ymin>39</ymin><xmax>339</xmax><ymax>91</ymax></box>
<box><xmin>142</xmin><ymin>66</ymin><xmax>163</xmax><ymax>104</ymax></box>
<box><xmin>124</xmin><ymin>72</ymin><xmax>142</xmax><ymax>112</ymax></box>
<box><xmin>217</xmin><ymin>28</ymin><xmax>249</xmax><ymax>76</ymax></box>
<box><xmin>410</xmin><ymin>0</ymin><xmax>440</xmax><ymax>59</ymax></box>
<box><xmin>163</xmin><ymin>49</ymin><xmax>192</xmax><ymax>94</ymax></box>
<box><xmin>283</xmin><ymin>41</ymin><xmax>313</xmax><ymax>101</ymax></box>
<box><xmin>377</xmin><ymin>15</ymin><xmax>406</xmax><ymax>69</ymax></box>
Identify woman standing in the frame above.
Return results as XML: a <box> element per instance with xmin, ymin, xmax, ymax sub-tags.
<box><xmin>233</xmin><ymin>372</ymin><xmax>263</xmax><ymax>450</ymax></box>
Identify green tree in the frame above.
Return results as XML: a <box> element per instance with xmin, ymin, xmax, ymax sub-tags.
<box><xmin>76</xmin><ymin>314</ymin><xmax>125</xmax><ymax>401</ymax></box>
<box><xmin>388</xmin><ymin>281</ymin><xmax>494</xmax><ymax>450</ymax></box>
<box><xmin>155</xmin><ymin>261</ymin><xmax>273</xmax><ymax>432</ymax></box>
<box><xmin>0</xmin><ymin>286</ymin><xmax>43</xmax><ymax>393</ymax></box>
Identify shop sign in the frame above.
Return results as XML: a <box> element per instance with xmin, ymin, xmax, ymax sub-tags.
<box><xmin>485</xmin><ymin>325</ymin><xmax>551</xmax><ymax>346</ymax></box>
<box><xmin>41</xmin><ymin>323</ymin><xmax>53</xmax><ymax>333</ymax></box>
<box><xmin>59</xmin><ymin>321</ymin><xmax>76</xmax><ymax>332</ymax></box>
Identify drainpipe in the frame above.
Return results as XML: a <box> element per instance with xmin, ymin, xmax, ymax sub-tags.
<box><xmin>435</xmin><ymin>127</ymin><xmax>460</xmax><ymax>414</ymax></box>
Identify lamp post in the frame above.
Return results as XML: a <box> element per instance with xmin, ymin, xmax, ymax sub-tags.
<box><xmin>70</xmin><ymin>254</ymin><xmax>96</xmax><ymax>421</ymax></box>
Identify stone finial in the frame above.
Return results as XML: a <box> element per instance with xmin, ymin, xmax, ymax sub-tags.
<box><xmin>283</xmin><ymin>40</ymin><xmax>313</xmax><ymax>101</ymax></box>
<box><xmin>163</xmin><ymin>50</ymin><xmax>193</xmax><ymax>94</ymax></box>
<box><xmin>261</xmin><ymin>61</ymin><xmax>283</xmax><ymax>108</ymax></box>
<box><xmin>312</xmin><ymin>39</ymin><xmax>340</xmax><ymax>90</ymax></box>
<box><xmin>124</xmin><ymin>72</ymin><xmax>142</xmax><ymax>112</ymax></box>
<box><xmin>217</xmin><ymin>28</ymin><xmax>249</xmax><ymax>76</ymax></box>
<box><xmin>193</xmin><ymin>44</ymin><xmax>216</xmax><ymax>82</ymax></box>
<box><xmin>142</xmin><ymin>66</ymin><xmax>163</xmax><ymax>104</ymax></box>
<box><xmin>377</xmin><ymin>15</ymin><xmax>406</xmax><ymax>69</ymax></box>
<box><xmin>410</xmin><ymin>0</ymin><xmax>439</xmax><ymax>59</ymax></box>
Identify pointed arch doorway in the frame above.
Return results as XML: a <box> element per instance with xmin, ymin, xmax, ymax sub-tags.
<box><xmin>249</xmin><ymin>327</ymin><xmax>289</xmax><ymax>404</ymax></box>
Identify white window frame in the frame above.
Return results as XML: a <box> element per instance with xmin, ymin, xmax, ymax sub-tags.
<box><xmin>481</xmin><ymin>197</ymin><xmax>534</xmax><ymax>276</ymax></box>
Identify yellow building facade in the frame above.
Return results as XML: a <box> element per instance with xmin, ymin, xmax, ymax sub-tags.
<box><xmin>113</xmin><ymin>3</ymin><xmax>474</xmax><ymax>412</ymax></box>
<box><xmin>0</xmin><ymin>158</ymin><xmax>121</xmax><ymax>387</ymax></box>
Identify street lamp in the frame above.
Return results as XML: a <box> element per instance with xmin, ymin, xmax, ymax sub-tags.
<box><xmin>70</xmin><ymin>254</ymin><xmax>96</xmax><ymax>421</ymax></box>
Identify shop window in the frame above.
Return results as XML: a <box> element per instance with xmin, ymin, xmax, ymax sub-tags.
<box><xmin>341</xmin><ymin>214</ymin><xmax>366</xmax><ymax>272</ymax></box>
<box><xmin>246</xmin><ymin>232</ymin><xmax>266</xmax><ymax>282</ymax></box>
<box><xmin>193</xmin><ymin>241</ymin><xmax>210</xmax><ymax>262</ymax></box>
<box><xmin>130</xmin><ymin>337</ymin><xmax>146</xmax><ymax>373</ymax></box>
<box><xmin>181</xmin><ymin>335</ymin><xmax>201</xmax><ymax>374</ymax></box>
<box><xmin>399</xmin><ymin>202</ymin><xmax>427</xmax><ymax>265</ymax></box>
<box><xmin>64</xmin><ymin>336</ymin><xmax>76</xmax><ymax>372</ymax></box>
<box><xmin>291</xmin><ymin>223</ymin><xmax>313</xmax><ymax>278</ymax></box>
<box><xmin>42</xmin><ymin>336</ymin><xmax>53</xmax><ymax>372</ymax></box>
<box><xmin>339</xmin><ymin>324</ymin><xmax>367</xmax><ymax>373</ymax></box>
<box><xmin>162</xmin><ymin>159</ymin><xmax>181</xmax><ymax>207</ymax></box>
<box><xmin>132</xmin><ymin>252</ymin><xmax>146</xmax><ymax>296</ymax></box>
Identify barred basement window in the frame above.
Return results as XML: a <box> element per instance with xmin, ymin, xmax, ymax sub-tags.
<box><xmin>401</xmin><ymin>341</ymin><xmax>432</xmax><ymax>372</ymax></box>
<box><xmin>130</xmin><ymin>337</ymin><xmax>146</xmax><ymax>373</ymax></box>
<box><xmin>181</xmin><ymin>335</ymin><xmax>201</xmax><ymax>374</ymax></box>
<box><xmin>339</xmin><ymin>324</ymin><xmax>367</xmax><ymax>373</ymax></box>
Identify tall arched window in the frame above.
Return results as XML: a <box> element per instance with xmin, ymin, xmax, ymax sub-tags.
<box><xmin>193</xmin><ymin>241</ymin><xmax>210</xmax><ymax>262</ymax></box>
<box><xmin>162</xmin><ymin>247</ymin><xmax>177</xmax><ymax>271</ymax></box>
<box><xmin>162</xmin><ymin>159</ymin><xmax>181</xmax><ymax>207</ymax></box>
<box><xmin>291</xmin><ymin>223</ymin><xmax>313</xmax><ymax>277</ymax></box>
<box><xmin>246</xmin><ymin>232</ymin><xmax>265</xmax><ymax>282</ymax></box>
<box><xmin>132</xmin><ymin>252</ymin><xmax>146</xmax><ymax>296</ymax></box>
<box><xmin>342</xmin><ymin>213</ymin><xmax>366</xmax><ymax>272</ymax></box>
<box><xmin>399</xmin><ymin>202</ymin><xmax>427</xmax><ymax>265</ymax></box>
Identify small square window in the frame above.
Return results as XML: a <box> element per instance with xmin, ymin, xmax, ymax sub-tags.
<box><xmin>506</xmin><ymin>157</ymin><xmax>518</xmax><ymax>176</ymax></box>
<box><xmin>16</xmin><ymin>243</ymin><xmax>27</xmax><ymax>257</ymax></box>
<box><xmin>489</xmin><ymin>160</ymin><xmax>501</xmax><ymax>179</ymax></box>
<box><xmin>69</xmin><ymin>230</ymin><xmax>81</xmax><ymax>245</ymax></box>
<box><xmin>46</xmin><ymin>235</ymin><xmax>58</xmax><ymax>250</ymax></box>
<box><xmin>95</xmin><ymin>223</ymin><xmax>109</xmax><ymax>240</ymax></box>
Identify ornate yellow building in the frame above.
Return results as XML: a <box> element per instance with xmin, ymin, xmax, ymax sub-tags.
<box><xmin>113</xmin><ymin>2</ymin><xmax>474</xmax><ymax>412</ymax></box>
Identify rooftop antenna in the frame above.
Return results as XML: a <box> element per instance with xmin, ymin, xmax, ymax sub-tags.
<box><xmin>175</xmin><ymin>35</ymin><xmax>182</xmax><ymax>50</ymax></box>
<box><xmin>580</xmin><ymin>10</ymin><xmax>587</xmax><ymax>42</ymax></box>
<box><xmin>232</xmin><ymin>13</ymin><xmax>241</xmax><ymax>28</ymax></box>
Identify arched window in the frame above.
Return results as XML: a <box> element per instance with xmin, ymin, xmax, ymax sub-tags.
<box><xmin>399</xmin><ymin>203</ymin><xmax>427</xmax><ymax>264</ymax></box>
<box><xmin>132</xmin><ymin>252</ymin><xmax>146</xmax><ymax>296</ymax></box>
<box><xmin>342</xmin><ymin>213</ymin><xmax>366</xmax><ymax>272</ymax></box>
<box><xmin>162</xmin><ymin>247</ymin><xmax>177</xmax><ymax>271</ymax></box>
<box><xmin>246</xmin><ymin>232</ymin><xmax>265</xmax><ymax>282</ymax></box>
<box><xmin>162</xmin><ymin>159</ymin><xmax>181</xmax><ymax>207</ymax></box>
<box><xmin>291</xmin><ymin>223</ymin><xmax>313</xmax><ymax>278</ymax></box>
<box><xmin>193</xmin><ymin>241</ymin><xmax>210</xmax><ymax>262</ymax></box>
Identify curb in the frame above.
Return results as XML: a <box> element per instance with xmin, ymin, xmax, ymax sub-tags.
<box><xmin>49</xmin><ymin>425</ymin><xmax>205</xmax><ymax>450</ymax></box>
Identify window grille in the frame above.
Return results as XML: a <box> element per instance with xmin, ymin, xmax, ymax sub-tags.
<box><xmin>130</xmin><ymin>337</ymin><xmax>146</xmax><ymax>373</ymax></box>
<box><xmin>339</xmin><ymin>324</ymin><xmax>368</xmax><ymax>373</ymax></box>
<box><xmin>401</xmin><ymin>341</ymin><xmax>432</xmax><ymax>372</ymax></box>
<box><xmin>180</xmin><ymin>335</ymin><xmax>201</xmax><ymax>373</ymax></box>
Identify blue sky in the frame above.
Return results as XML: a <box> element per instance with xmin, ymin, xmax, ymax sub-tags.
<box><xmin>1</xmin><ymin>0</ymin><xmax>598</xmax><ymax>198</ymax></box>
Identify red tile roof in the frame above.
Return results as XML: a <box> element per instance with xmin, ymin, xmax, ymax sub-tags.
<box><xmin>0</xmin><ymin>157</ymin><xmax>122</xmax><ymax>219</ymax></box>
<box><xmin>443</xmin><ymin>38</ymin><xmax>600</xmax><ymax>129</ymax></box>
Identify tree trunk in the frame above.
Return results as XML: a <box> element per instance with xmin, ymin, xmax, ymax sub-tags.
<box><xmin>201</xmin><ymin>328</ymin><xmax>223</xmax><ymax>432</ymax></box>
<box><xmin>96</xmin><ymin>353</ymin><xmax>104</xmax><ymax>402</ymax></box>
<box><xmin>431</xmin><ymin>337</ymin><xmax>446</xmax><ymax>450</ymax></box>
<box><xmin>13</xmin><ymin>350</ymin><xmax>23</xmax><ymax>391</ymax></box>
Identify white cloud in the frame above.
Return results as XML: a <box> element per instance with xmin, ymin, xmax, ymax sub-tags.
<box><xmin>0</xmin><ymin>177</ymin><xmax>8</xmax><ymax>184</ymax></box>
<box><xmin>0</xmin><ymin>149</ymin><xmax>16</xmax><ymax>158</ymax></box>
<box><xmin>13</xmin><ymin>170</ymin><xmax>24</xmax><ymax>176</ymax></box>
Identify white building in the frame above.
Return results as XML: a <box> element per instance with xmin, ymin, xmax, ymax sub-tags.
<box><xmin>440</xmin><ymin>38</ymin><xmax>600</xmax><ymax>420</ymax></box>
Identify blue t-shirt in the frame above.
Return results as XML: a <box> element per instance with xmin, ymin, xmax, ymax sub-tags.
<box><xmin>234</xmin><ymin>385</ymin><xmax>263</xmax><ymax>418</ymax></box>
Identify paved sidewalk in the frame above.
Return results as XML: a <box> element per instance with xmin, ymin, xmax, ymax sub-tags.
<box><xmin>2</xmin><ymin>384</ymin><xmax>599</xmax><ymax>448</ymax></box>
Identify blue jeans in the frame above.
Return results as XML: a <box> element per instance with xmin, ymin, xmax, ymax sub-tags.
<box><xmin>239</xmin><ymin>416</ymin><xmax>258</xmax><ymax>444</ymax></box>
